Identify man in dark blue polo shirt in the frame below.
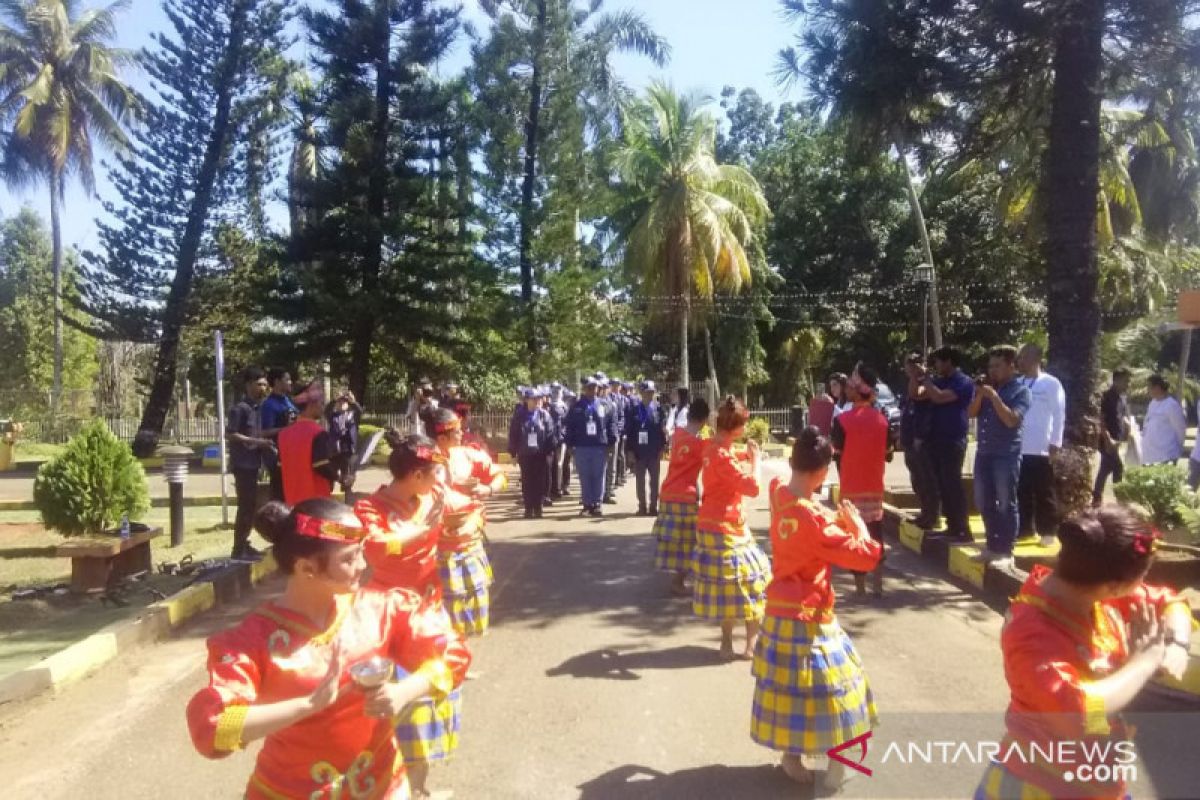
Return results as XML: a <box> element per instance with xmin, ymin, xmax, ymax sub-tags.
<box><xmin>226</xmin><ymin>366</ymin><xmax>272</xmax><ymax>560</ymax></box>
<box><xmin>915</xmin><ymin>346</ymin><xmax>975</xmax><ymax>541</ymax></box>
<box><xmin>903</xmin><ymin>352</ymin><xmax>940</xmax><ymax>528</ymax></box>
<box><xmin>969</xmin><ymin>345</ymin><xmax>1032</xmax><ymax>567</ymax></box>
<box><xmin>260</xmin><ymin>368</ymin><xmax>298</xmax><ymax>501</ymax></box>
<box><xmin>566</xmin><ymin>377</ymin><xmax>610</xmax><ymax>516</ymax></box>
<box><xmin>626</xmin><ymin>380</ymin><xmax>669</xmax><ymax>516</ymax></box>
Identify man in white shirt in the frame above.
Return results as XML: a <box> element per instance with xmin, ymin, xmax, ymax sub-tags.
<box><xmin>1016</xmin><ymin>345</ymin><xmax>1065</xmax><ymax>548</ymax></box>
<box><xmin>1141</xmin><ymin>374</ymin><xmax>1187</xmax><ymax>466</ymax></box>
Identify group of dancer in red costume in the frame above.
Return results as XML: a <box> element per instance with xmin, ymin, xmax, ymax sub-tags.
<box><xmin>188</xmin><ymin>406</ymin><xmax>504</xmax><ymax>799</ymax></box>
<box><xmin>652</xmin><ymin>395</ymin><xmax>1194</xmax><ymax>796</ymax></box>
<box><xmin>188</xmin><ymin>388</ymin><xmax>1194</xmax><ymax>799</ymax></box>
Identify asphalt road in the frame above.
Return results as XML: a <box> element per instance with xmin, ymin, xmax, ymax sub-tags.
<box><xmin>0</xmin><ymin>464</ymin><xmax>1013</xmax><ymax>800</ymax></box>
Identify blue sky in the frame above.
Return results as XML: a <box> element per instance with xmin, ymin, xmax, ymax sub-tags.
<box><xmin>0</xmin><ymin>0</ymin><xmax>795</xmax><ymax>250</ymax></box>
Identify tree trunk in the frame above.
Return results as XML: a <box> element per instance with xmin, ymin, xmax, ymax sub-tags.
<box><xmin>349</xmin><ymin>0</ymin><xmax>394</xmax><ymax>401</ymax></box>
<box><xmin>679</xmin><ymin>304</ymin><xmax>690</xmax><ymax>387</ymax></box>
<box><xmin>894</xmin><ymin>132</ymin><xmax>942</xmax><ymax>350</ymax></box>
<box><xmin>1044</xmin><ymin>0</ymin><xmax>1106</xmax><ymax>441</ymax></box>
<box><xmin>134</xmin><ymin>5</ymin><xmax>250</xmax><ymax>457</ymax></box>
<box><xmin>703</xmin><ymin>324</ymin><xmax>720</xmax><ymax>399</ymax></box>
<box><xmin>49</xmin><ymin>176</ymin><xmax>64</xmax><ymax>414</ymax></box>
<box><xmin>519</xmin><ymin>0</ymin><xmax>547</xmax><ymax>371</ymax></box>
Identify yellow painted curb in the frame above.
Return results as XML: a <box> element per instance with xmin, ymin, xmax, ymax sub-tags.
<box><xmin>948</xmin><ymin>544</ymin><xmax>986</xmax><ymax>589</ymax></box>
<box><xmin>162</xmin><ymin>583</ymin><xmax>215</xmax><ymax>627</ymax></box>
<box><xmin>899</xmin><ymin>521</ymin><xmax>925</xmax><ymax>554</ymax></box>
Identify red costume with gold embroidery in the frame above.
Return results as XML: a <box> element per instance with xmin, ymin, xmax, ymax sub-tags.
<box><xmin>982</xmin><ymin>565</ymin><xmax>1192</xmax><ymax>799</ymax></box>
<box><xmin>660</xmin><ymin>428</ymin><xmax>706</xmax><ymax>504</ymax></box>
<box><xmin>355</xmin><ymin>491</ymin><xmax>445</xmax><ymax>595</ymax></box>
<box><xmin>186</xmin><ymin>588</ymin><xmax>469</xmax><ymax>800</ymax></box>
<box><xmin>765</xmin><ymin>479</ymin><xmax>882</xmax><ymax>622</ymax></box>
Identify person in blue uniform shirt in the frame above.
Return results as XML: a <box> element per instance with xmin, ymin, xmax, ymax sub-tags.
<box><xmin>626</xmin><ymin>380</ymin><xmax>669</xmax><ymax>516</ymax></box>
<box><xmin>509</xmin><ymin>387</ymin><xmax>555</xmax><ymax>518</ymax></box>
<box><xmin>566</xmin><ymin>378</ymin><xmax>610</xmax><ymax>517</ymax></box>
<box><xmin>592</xmin><ymin>373</ymin><xmax>619</xmax><ymax>505</ymax></box>
<box><xmin>613</xmin><ymin>381</ymin><xmax>632</xmax><ymax>488</ymax></box>
<box><xmin>259</xmin><ymin>367</ymin><xmax>298</xmax><ymax>501</ymax></box>
<box><xmin>547</xmin><ymin>382</ymin><xmax>569</xmax><ymax>501</ymax></box>
<box><xmin>560</xmin><ymin>388</ymin><xmax>577</xmax><ymax>497</ymax></box>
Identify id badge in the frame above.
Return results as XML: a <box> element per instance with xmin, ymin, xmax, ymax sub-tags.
<box><xmin>527</xmin><ymin>432</ymin><xmax>539</xmax><ymax>448</ymax></box>
<box><xmin>586</xmin><ymin>421</ymin><xmax>598</xmax><ymax>437</ymax></box>
<box><xmin>638</xmin><ymin>431</ymin><xmax>649</xmax><ymax>445</ymax></box>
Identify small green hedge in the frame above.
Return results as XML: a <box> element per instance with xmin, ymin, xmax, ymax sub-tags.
<box><xmin>33</xmin><ymin>420</ymin><xmax>150</xmax><ymax>537</ymax></box>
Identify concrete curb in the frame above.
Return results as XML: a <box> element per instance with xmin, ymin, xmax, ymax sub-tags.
<box><xmin>0</xmin><ymin>551</ymin><xmax>278</xmax><ymax>706</ymax></box>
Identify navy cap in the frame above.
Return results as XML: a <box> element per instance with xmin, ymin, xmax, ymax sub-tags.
<box><xmin>593</xmin><ymin>371</ymin><xmax>607</xmax><ymax>380</ymax></box>
<box><xmin>522</xmin><ymin>387</ymin><xmax>538</xmax><ymax>399</ymax></box>
<box><xmin>640</xmin><ymin>380</ymin><xmax>657</xmax><ymax>392</ymax></box>
<box><xmin>584</xmin><ymin>377</ymin><xmax>599</xmax><ymax>388</ymax></box>
<box><xmin>550</xmin><ymin>381</ymin><xmax>562</xmax><ymax>390</ymax></box>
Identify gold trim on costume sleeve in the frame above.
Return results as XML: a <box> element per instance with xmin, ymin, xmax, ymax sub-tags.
<box><xmin>415</xmin><ymin>659</ymin><xmax>454</xmax><ymax>696</ymax></box>
<box><xmin>1080</xmin><ymin>683</ymin><xmax>1111</xmax><ymax>736</ymax></box>
<box><xmin>214</xmin><ymin>703</ymin><xmax>249</xmax><ymax>752</ymax></box>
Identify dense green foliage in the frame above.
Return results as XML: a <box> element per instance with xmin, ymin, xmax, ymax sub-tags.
<box><xmin>33</xmin><ymin>419</ymin><xmax>149</xmax><ymax>536</ymax></box>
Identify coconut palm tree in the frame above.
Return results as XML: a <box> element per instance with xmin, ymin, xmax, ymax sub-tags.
<box><xmin>0</xmin><ymin>0</ymin><xmax>136</xmax><ymax>408</ymax></box>
<box><xmin>613</xmin><ymin>83</ymin><xmax>769</xmax><ymax>387</ymax></box>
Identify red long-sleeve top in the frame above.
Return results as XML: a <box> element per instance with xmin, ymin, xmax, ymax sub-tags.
<box><xmin>659</xmin><ymin>428</ymin><xmax>706</xmax><ymax>504</ymax></box>
<box><xmin>186</xmin><ymin>587</ymin><xmax>470</xmax><ymax>800</ymax></box>
<box><xmin>696</xmin><ymin>437</ymin><xmax>759</xmax><ymax>536</ymax></box>
<box><xmin>764</xmin><ymin>479</ymin><xmax>882</xmax><ymax>621</ymax></box>
<box><xmin>995</xmin><ymin>565</ymin><xmax>1194</xmax><ymax>799</ymax></box>
<box><xmin>355</xmin><ymin>490</ymin><xmax>444</xmax><ymax>595</ymax></box>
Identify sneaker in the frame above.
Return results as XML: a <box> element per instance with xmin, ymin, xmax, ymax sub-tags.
<box><xmin>1038</xmin><ymin>535</ymin><xmax>1057</xmax><ymax>548</ymax></box>
<box><xmin>603</xmin><ymin>496</ymin><xmax>618</xmax><ymax>505</ymax></box>
<box><xmin>589</xmin><ymin>507</ymin><xmax>603</xmax><ymax>517</ymax></box>
<box><xmin>543</xmin><ymin>497</ymin><xmax>554</xmax><ymax>507</ymax></box>
<box><xmin>649</xmin><ymin>506</ymin><xmax>659</xmax><ymax>517</ymax></box>
<box><xmin>991</xmin><ymin>555</ymin><xmax>1015</xmax><ymax>570</ymax></box>
<box><xmin>637</xmin><ymin>506</ymin><xmax>648</xmax><ymax>516</ymax></box>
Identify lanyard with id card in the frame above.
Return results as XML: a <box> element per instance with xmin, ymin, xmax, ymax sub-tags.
<box><xmin>586</xmin><ymin>419</ymin><xmax>598</xmax><ymax>437</ymax></box>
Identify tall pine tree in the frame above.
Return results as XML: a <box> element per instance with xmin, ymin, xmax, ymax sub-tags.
<box><xmin>278</xmin><ymin>0</ymin><xmax>484</xmax><ymax>401</ymax></box>
<box><xmin>80</xmin><ymin>0</ymin><xmax>291</xmax><ymax>455</ymax></box>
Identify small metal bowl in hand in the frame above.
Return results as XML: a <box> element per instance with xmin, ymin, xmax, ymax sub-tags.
<box><xmin>349</xmin><ymin>656</ymin><xmax>395</xmax><ymax>689</ymax></box>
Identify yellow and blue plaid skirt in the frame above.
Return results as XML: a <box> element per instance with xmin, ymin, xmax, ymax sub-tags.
<box><xmin>973</xmin><ymin>760</ymin><xmax>1131</xmax><ymax>800</ymax></box>
<box><xmin>750</xmin><ymin>616</ymin><xmax>877</xmax><ymax>756</ymax></box>
<box><xmin>395</xmin><ymin>686</ymin><xmax>463</xmax><ymax>765</ymax></box>
<box><xmin>437</xmin><ymin>541</ymin><xmax>494</xmax><ymax>638</ymax></box>
<box><xmin>691</xmin><ymin>527</ymin><xmax>771</xmax><ymax>621</ymax></box>
<box><xmin>652</xmin><ymin>500</ymin><xmax>698</xmax><ymax>573</ymax></box>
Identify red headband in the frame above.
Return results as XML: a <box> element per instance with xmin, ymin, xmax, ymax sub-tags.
<box><xmin>1132</xmin><ymin>528</ymin><xmax>1161</xmax><ymax>556</ymax></box>
<box><xmin>435</xmin><ymin>417</ymin><xmax>462</xmax><ymax>434</ymax></box>
<box><xmin>413</xmin><ymin>445</ymin><xmax>447</xmax><ymax>464</ymax></box>
<box><xmin>295</xmin><ymin>512</ymin><xmax>367</xmax><ymax>543</ymax></box>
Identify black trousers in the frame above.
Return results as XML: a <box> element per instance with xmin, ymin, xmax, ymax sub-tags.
<box><xmin>929</xmin><ymin>438</ymin><xmax>969</xmax><ymax>537</ymax></box>
<box><xmin>549</xmin><ymin>444</ymin><xmax>563</xmax><ymax>497</ymax></box>
<box><xmin>633</xmin><ymin>451</ymin><xmax>662</xmax><ymax>510</ymax></box>
<box><xmin>905</xmin><ymin>440</ymin><xmax>941</xmax><ymax>522</ymax></box>
<box><xmin>1094</xmin><ymin>448</ymin><xmax>1124</xmax><ymax>503</ymax></box>
<box><xmin>1018</xmin><ymin>454</ymin><xmax>1058</xmax><ymax>536</ymax></box>
<box><xmin>561</xmin><ymin>447</ymin><xmax>572</xmax><ymax>492</ymax></box>
<box><xmin>519</xmin><ymin>453</ymin><xmax>549</xmax><ymax>511</ymax></box>
<box><xmin>233</xmin><ymin>469</ymin><xmax>259</xmax><ymax>552</ymax></box>
<box><xmin>267</xmin><ymin>464</ymin><xmax>284</xmax><ymax>502</ymax></box>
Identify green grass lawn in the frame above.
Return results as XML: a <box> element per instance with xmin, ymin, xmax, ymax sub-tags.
<box><xmin>0</xmin><ymin>505</ymin><xmax>270</xmax><ymax>678</ymax></box>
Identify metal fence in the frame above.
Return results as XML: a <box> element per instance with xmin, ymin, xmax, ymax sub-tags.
<box><xmin>15</xmin><ymin>403</ymin><xmax>794</xmax><ymax>445</ymax></box>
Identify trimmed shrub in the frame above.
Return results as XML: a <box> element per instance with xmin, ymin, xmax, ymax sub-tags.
<box><xmin>1113</xmin><ymin>464</ymin><xmax>1193</xmax><ymax>529</ymax></box>
<box><xmin>33</xmin><ymin>420</ymin><xmax>150</xmax><ymax>537</ymax></box>
<box><xmin>745</xmin><ymin>417</ymin><xmax>772</xmax><ymax>446</ymax></box>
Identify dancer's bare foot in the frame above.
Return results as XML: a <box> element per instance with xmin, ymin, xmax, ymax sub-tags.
<box><xmin>780</xmin><ymin>754</ymin><xmax>813</xmax><ymax>785</ymax></box>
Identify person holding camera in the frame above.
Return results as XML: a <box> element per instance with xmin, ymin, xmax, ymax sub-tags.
<box><xmin>969</xmin><ymin>346</ymin><xmax>1032</xmax><ymax>568</ymax></box>
<box><xmin>913</xmin><ymin>347</ymin><xmax>976</xmax><ymax>540</ymax></box>
<box><xmin>903</xmin><ymin>352</ymin><xmax>939</xmax><ymax>529</ymax></box>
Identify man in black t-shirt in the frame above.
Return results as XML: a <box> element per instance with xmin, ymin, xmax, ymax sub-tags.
<box><xmin>226</xmin><ymin>367</ymin><xmax>272</xmax><ymax>560</ymax></box>
<box><xmin>1094</xmin><ymin>368</ymin><xmax>1132</xmax><ymax>504</ymax></box>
